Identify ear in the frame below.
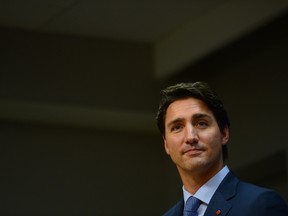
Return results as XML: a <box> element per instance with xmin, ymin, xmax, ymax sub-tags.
<box><xmin>163</xmin><ymin>137</ymin><xmax>170</xmax><ymax>155</ymax></box>
<box><xmin>221</xmin><ymin>127</ymin><xmax>229</xmax><ymax>145</ymax></box>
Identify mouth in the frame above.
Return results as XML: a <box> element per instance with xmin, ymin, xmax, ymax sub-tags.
<box><xmin>183</xmin><ymin>148</ymin><xmax>203</xmax><ymax>156</ymax></box>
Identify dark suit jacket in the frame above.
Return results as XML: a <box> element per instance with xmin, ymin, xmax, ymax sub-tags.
<box><xmin>163</xmin><ymin>172</ymin><xmax>288</xmax><ymax>216</ymax></box>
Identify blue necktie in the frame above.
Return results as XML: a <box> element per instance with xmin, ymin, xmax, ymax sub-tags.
<box><xmin>183</xmin><ymin>196</ymin><xmax>201</xmax><ymax>216</ymax></box>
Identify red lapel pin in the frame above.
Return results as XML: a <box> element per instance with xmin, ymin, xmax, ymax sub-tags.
<box><xmin>216</xmin><ymin>209</ymin><xmax>221</xmax><ymax>215</ymax></box>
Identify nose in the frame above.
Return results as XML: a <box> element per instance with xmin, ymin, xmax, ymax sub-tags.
<box><xmin>185</xmin><ymin>124</ymin><xmax>199</xmax><ymax>145</ymax></box>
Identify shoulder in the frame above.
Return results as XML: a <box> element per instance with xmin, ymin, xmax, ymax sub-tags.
<box><xmin>238</xmin><ymin>181</ymin><xmax>287</xmax><ymax>204</ymax></box>
<box><xmin>237</xmin><ymin>182</ymin><xmax>288</xmax><ymax>215</ymax></box>
<box><xmin>221</xmin><ymin>171</ymin><xmax>282</xmax><ymax>197</ymax></box>
<box><xmin>225</xmin><ymin>173</ymin><xmax>288</xmax><ymax>214</ymax></box>
<box><xmin>237</xmin><ymin>179</ymin><xmax>284</xmax><ymax>199</ymax></box>
<box><xmin>162</xmin><ymin>199</ymin><xmax>183</xmax><ymax>216</ymax></box>
<box><xmin>216</xmin><ymin>171</ymin><xmax>288</xmax><ymax>215</ymax></box>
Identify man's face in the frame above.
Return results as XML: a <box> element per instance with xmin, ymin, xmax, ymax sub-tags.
<box><xmin>163</xmin><ymin>98</ymin><xmax>229</xmax><ymax>177</ymax></box>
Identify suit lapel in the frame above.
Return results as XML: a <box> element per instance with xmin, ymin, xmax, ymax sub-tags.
<box><xmin>173</xmin><ymin>200</ymin><xmax>184</xmax><ymax>216</ymax></box>
<box><xmin>203</xmin><ymin>191</ymin><xmax>231</xmax><ymax>216</ymax></box>
<box><xmin>203</xmin><ymin>172</ymin><xmax>239</xmax><ymax>216</ymax></box>
<box><xmin>163</xmin><ymin>199</ymin><xmax>184</xmax><ymax>216</ymax></box>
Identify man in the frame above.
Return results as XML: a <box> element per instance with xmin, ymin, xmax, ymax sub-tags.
<box><xmin>156</xmin><ymin>82</ymin><xmax>288</xmax><ymax>216</ymax></box>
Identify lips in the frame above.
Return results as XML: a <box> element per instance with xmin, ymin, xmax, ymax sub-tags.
<box><xmin>183</xmin><ymin>147</ymin><xmax>203</xmax><ymax>155</ymax></box>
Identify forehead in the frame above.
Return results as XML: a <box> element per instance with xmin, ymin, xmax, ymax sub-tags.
<box><xmin>165</xmin><ymin>98</ymin><xmax>212</xmax><ymax>120</ymax></box>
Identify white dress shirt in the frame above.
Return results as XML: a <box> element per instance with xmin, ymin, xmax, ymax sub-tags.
<box><xmin>183</xmin><ymin>166</ymin><xmax>230</xmax><ymax>216</ymax></box>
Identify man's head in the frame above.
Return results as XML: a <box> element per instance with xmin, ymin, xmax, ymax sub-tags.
<box><xmin>156</xmin><ymin>81</ymin><xmax>230</xmax><ymax>161</ymax></box>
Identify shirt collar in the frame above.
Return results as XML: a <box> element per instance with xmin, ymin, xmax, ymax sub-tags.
<box><xmin>183</xmin><ymin>165</ymin><xmax>230</xmax><ymax>205</ymax></box>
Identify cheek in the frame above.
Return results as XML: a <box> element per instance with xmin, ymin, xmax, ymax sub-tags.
<box><xmin>164</xmin><ymin>136</ymin><xmax>182</xmax><ymax>153</ymax></box>
<box><xmin>164</xmin><ymin>139</ymin><xmax>170</xmax><ymax>155</ymax></box>
<box><xmin>201</xmin><ymin>130</ymin><xmax>223</xmax><ymax>148</ymax></box>
<box><xmin>167</xmin><ymin>135</ymin><xmax>183</xmax><ymax>146</ymax></box>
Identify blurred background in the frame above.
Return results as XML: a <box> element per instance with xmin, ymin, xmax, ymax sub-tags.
<box><xmin>0</xmin><ymin>0</ymin><xmax>288</xmax><ymax>215</ymax></box>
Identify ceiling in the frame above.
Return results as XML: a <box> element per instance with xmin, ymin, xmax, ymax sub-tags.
<box><xmin>1</xmin><ymin>0</ymin><xmax>288</xmax><ymax>78</ymax></box>
<box><xmin>0</xmin><ymin>0</ymin><xmax>229</xmax><ymax>42</ymax></box>
<box><xmin>1</xmin><ymin>0</ymin><xmax>288</xmax><ymax>132</ymax></box>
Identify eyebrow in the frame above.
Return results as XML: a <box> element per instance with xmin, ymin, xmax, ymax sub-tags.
<box><xmin>166</xmin><ymin>113</ymin><xmax>212</xmax><ymax>128</ymax></box>
<box><xmin>192</xmin><ymin>113</ymin><xmax>212</xmax><ymax>120</ymax></box>
<box><xmin>166</xmin><ymin>118</ymin><xmax>184</xmax><ymax>128</ymax></box>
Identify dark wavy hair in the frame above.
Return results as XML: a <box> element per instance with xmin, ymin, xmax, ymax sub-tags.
<box><xmin>156</xmin><ymin>81</ymin><xmax>230</xmax><ymax>161</ymax></box>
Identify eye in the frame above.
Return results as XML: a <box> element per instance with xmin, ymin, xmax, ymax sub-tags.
<box><xmin>195</xmin><ymin>120</ymin><xmax>208</xmax><ymax>129</ymax></box>
<box><xmin>170</xmin><ymin>124</ymin><xmax>183</xmax><ymax>132</ymax></box>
